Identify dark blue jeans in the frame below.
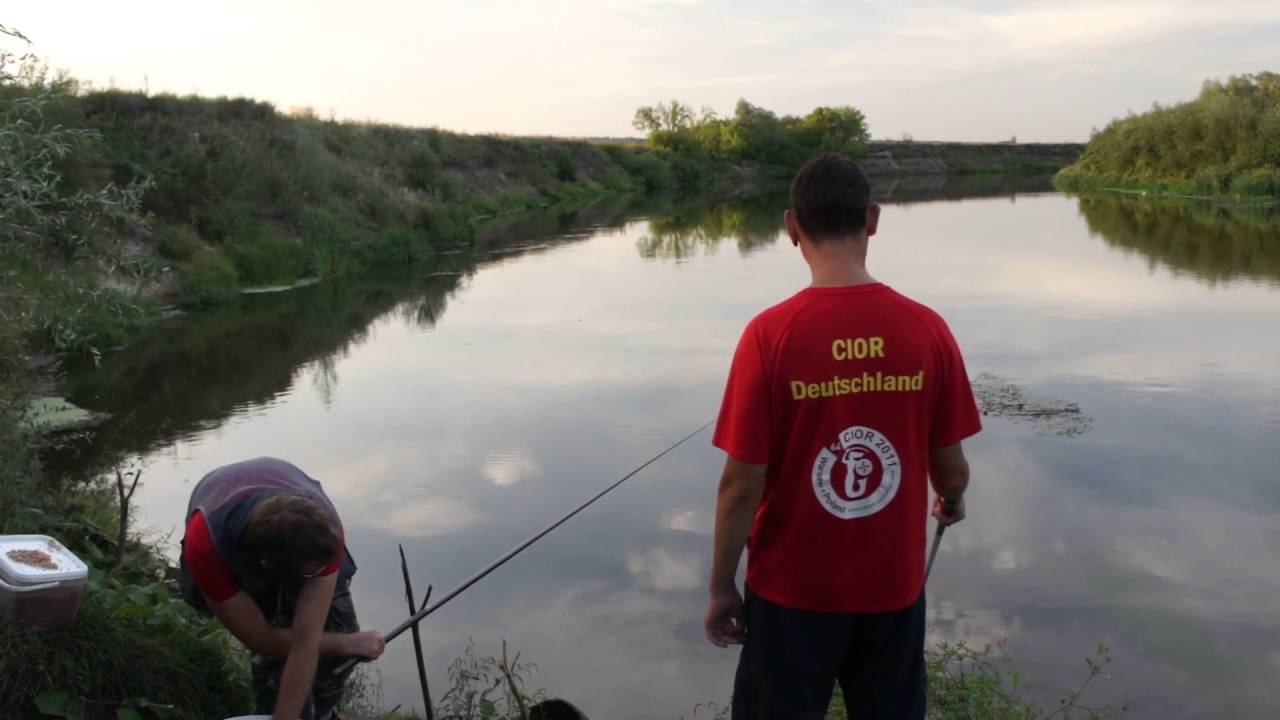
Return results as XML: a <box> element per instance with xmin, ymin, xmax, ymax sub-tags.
<box><xmin>732</xmin><ymin>586</ymin><xmax>926</xmax><ymax>720</ymax></box>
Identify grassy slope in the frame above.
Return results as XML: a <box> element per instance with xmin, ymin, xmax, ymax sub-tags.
<box><xmin>56</xmin><ymin>91</ymin><xmax>734</xmax><ymax>305</ymax></box>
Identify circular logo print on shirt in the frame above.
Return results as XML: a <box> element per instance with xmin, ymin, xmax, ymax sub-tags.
<box><xmin>811</xmin><ymin>425</ymin><xmax>902</xmax><ymax>519</ymax></box>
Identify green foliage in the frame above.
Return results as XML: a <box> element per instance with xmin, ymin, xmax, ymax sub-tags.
<box><xmin>633</xmin><ymin>100</ymin><xmax>696</xmax><ymax>134</ymax></box>
<box><xmin>553</xmin><ymin>148</ymin><xmax>577</xmax><ymax>183</ymax></box>
<box><xmin>601</xmin><ymin>144</ymin><xmax>675</xmax><ymax>192</ymax></box>
<box><xmin>0</xmin><ymin>572</ymin><xmax>253</xmax><ymax>720</ymax></box>
<box><xmin>1229</xmin><ymin>166</ymin><xmax>1280</xmax><ymax>197</ymax></box>
<box><xmin>224</xmin><ymin>234</ymin><xmax>307</xmax><ymax>287</ymax></box>
<box><xmin>0</xmin><ymin>465</ymin><xmax>252</xmax><ymax>720</ymax></box>
<box><xmin>435</xmin><ymin>642</ymin><xmax>546</xmax><ymax>720</ymax></box>
<box><xmin>633</xmin><ymin>98</ymin><xmax>870</xmax><ymax>171</ymax></box>
<box><xmin>177</xmin><ymin>248</ymin><xmax>238</xmax><ymax>305</ymax></box>
<box><xmin>30</xmin><ymin>87</ymin><xmax>731</xmax><ymax>304</ymax></box>
<box><xmin>156</xmin><ymin>225</ymin><xmax>203</xmax><ymax>262</ymax></box>
<box><xmin>926</xmin><ymin>641</ymin><xmax>1124</xmax><ymax>720</ymax></box>
<box><xmin>300</xmin><ymin>206</ymin><xmax>355</xmax><ymax>278</ymax></box>
<box><xmin>403</xmin><ymin>146</ymin><xmax>456</xmax><ymax>199</ymax></box>
<box><xmin>0</xmin><ymin>32</ymin><xmax>251</xmax><ymax>718</ymax></box>
<box><xmin>0</xmin><ymin>40</ymin><xmax>157</xmax><ymax>363</ymax></box>
<box><xmin>345</xmin><ymin>641</ymin><xmax>545</xmax><ymax>720</ymax></box>
<box><xmin>1058</xmin><ymin>71</ymin><xmax>1280</xmax><ymax>199</ymax></box>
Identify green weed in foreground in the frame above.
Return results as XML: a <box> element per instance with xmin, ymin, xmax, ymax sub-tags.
<box><xmin>924</xmin><ymin>641</ymin><xmax>1123</xmax><ymax>720</ymax></box>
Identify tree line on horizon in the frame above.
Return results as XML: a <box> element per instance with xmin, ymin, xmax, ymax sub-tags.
<box><xmin>632</xmin><ymin>98</ymin><xmax>870</xmax><ymax>173</ymax></box>
<box><xmin>1058</xmin><ymin>71</ymin><xmax>1280</xmax><ymax>198</ymax></box>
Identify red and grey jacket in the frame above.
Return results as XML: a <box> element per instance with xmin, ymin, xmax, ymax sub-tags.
<box><xmin>185</xmin><ymin>457</ymin><xmax>356</xmax><ymax>601</ymax></box>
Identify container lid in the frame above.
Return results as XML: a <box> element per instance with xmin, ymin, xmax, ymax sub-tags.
<box><xmin>0</xmin><ymin>535</ymin><xmax>89</xmax><ymax>585</ymax></box>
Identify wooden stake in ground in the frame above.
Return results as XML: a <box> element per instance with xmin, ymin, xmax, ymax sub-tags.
<box><xmin>113</xmin><ymin>465</ymin><xmax>141</xmax><ymax>571</ymax></box>
<box><xmin>398</xmin><ymin>544</ymin><xmax>435</xmax><ymax>720</ymax></box>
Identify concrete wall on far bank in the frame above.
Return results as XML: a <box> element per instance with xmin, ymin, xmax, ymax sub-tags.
<box><xmin>861</xmin><ymin>140</ymin><xmax>1085</xmax><ymax>175</ymax></box>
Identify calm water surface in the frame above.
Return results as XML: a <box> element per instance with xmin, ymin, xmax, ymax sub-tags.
<box><xmin>56</xmin><ymin>181</ymin><xmax>1280</xmax><ymax>719</ymax></box>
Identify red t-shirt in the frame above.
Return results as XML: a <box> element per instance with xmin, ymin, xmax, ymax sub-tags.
<box><xmin>713</xmin><ymin>283</ymin><xmax>981</xmax><ymax>613</ymax></box>
<box><xmin>182</xmin><ymin>510</ymin><xmax>344</xmax><ymax>603</ymax></box>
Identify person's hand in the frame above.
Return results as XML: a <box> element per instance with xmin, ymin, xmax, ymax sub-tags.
<box><xmin>346</xmin><ymin>630</ymin><xmax>386</xmax><ymax>659</ymax></box>
<box><xmin>932</xmin><ymin>495</ymin><xmax>965</xmax><ymax>527</ymax></box>
<box><xmin>704</xmin><ymin>586</ymin><xmax>746</xmax><ymax>648</ymax></box>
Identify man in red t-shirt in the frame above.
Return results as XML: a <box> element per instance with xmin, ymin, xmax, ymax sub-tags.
<box><xmin>705</xmin><ymin>153</ymin><xmax>980</xmax><ymax>719</ymax></box>
<box><xmin>178</xmin><ymin>457</ymin><xmax>385</xmax><ymax>720</ymax></box>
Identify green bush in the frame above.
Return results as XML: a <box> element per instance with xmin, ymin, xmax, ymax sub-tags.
<box><xmin>178</xmin><ymin>249</ymin><xmax>239</xmax><ymax>305</ymax></box>
<box><xmin>157</xmin><ymin>224</ymin><xmax>204</xmax><ymax>262</ymax></box>
<box><xmin>1060</xmin><ymin>72</ymin><xmax>1280</xmax><ymax>198</ymax></box>
<box><xmin>402</xmin><ymin>146</ymin><xmax>458</xmax><ymax>200</ymax></box>
<box><xmin>603</xmin><ymin>145</ymin><xmax>675</xmax><ymax>192</ymax></box>
<box><xmin>301</xmin><ymin>206</ymin><xmax>355</xmax><ymax>278</ymax></box>
<box><xmin>416</xmin><ymin>206</ymin><xmax>466</xmax><ymax>245</ymax></box>
<box><xmin>31</xmin><ymin>279</ymin><xmax>159</xmax><ymax>357</ymax></box>
<box><xmin>553</xmin><ymin>148</ymin><xmax>577</xmax><ymax>183</ymax></box>
<box><xmin>1230</xmin><ymin>166</ymin><xmax>1280</xmax><ymax>197</ymax></box>
<box><xmin>1191</xmin><ymin>166</ymin><xmax>1232</xmax><ymax>195</ymax></box>
<box><xmin>225</xmin><ymin>235</ymin><xmax>307</xmax><ymax>287</ymax></box>
<box><xmin>0</xmin><ymin>591</ymin><xmax>253</xmax><ymax>720</ymax></box>
<box><xmin>358</xmin><ymin>226</ymin><xmax>430</xmax><ymax>267</ymax></box>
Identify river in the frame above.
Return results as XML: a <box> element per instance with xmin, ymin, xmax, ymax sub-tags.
<box><xmin>52</xmin><ymin>177</ymin><xmax>1280</xmax><ymax>719</ymax></box>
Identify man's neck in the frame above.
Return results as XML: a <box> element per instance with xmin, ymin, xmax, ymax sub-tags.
<box><xmin>807</xmin><ymin>242</ymin><xmax>876</xmax><ymax>288</ymax></box>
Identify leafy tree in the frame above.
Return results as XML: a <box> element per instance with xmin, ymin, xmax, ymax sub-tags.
<box><xmin>632</xmin><ymin>97</ymin><xmax>872</xmax><ymax>169</ymax></box>
<box><xmin>632</xmin><ymin>100</ymin><xmax>695</xmax><ymax>134</ymax></box>
<box><xmin>1058</xmin><ymin>71</ymin><xmax>1280</xmax><ymax>198</ymax></box>
<box><xmin>803</xmin><ymin>106</ymin><xmax>870</xmax><ymax>151</ymax></box>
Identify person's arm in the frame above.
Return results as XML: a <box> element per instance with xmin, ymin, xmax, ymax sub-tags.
<box><xmin>270</xmin><ymin>572</ymin><xmax>335</xmax><ymax>720</ymax></box>
<box><xmin>203</xmin><ymin>590</ymin><xmax>382</xmax><ymax>658</ymax></box>
<box><xmin>705</xmin><ymin>456</ymin><xmax>767</xmax><ymax>647</ymax></box>
<box><xmin>929</xmin><ymin>442</ymin><xmax>970</xmax><ymax>526</ymax></box>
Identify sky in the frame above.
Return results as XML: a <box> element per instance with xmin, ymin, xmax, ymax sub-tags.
<box><xmin>7</xmin><ymin>0</ymin><xmax>1279</xmax><ymax>142</ymax></box>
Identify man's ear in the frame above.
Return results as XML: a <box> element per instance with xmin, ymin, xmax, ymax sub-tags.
<box><xmin>784</xmin><ymin>210</ymin><xmax>802</xmax><ymax>247</ymax></box>
<box><xmin>865</xmin><ymin>204</ymin><xmax>881</xmax><ymax>238</ymax></box>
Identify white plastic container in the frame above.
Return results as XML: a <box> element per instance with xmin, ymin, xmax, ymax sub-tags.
<box><xmin>0</xmin><ymin>534</ymin><xmax>89</xmax><ymax>627</ymax></box>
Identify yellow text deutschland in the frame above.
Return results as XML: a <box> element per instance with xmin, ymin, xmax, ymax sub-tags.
<box><xmin>791</xmin><ymin>371</ymin><xmax>925</xmax><ymax>400</ymax></box>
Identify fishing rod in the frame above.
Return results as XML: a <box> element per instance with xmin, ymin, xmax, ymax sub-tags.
<box><xmin>924</xmin><ymin>496</ymin><xmax>960</xmax><ymax>584</ymax></box>
<box><xmin>335</xmin><ymin>419</ymin><xmax>715</xmax><ymax>675</ymax></box>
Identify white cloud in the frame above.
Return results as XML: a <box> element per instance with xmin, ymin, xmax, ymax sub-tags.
<box><xmin>384</xmin><ymin>498</ymin><xmax>483</xmax><ymax>538</ymax></box>
<box><xmin>626</xmin><ymin>548</ymin><xmax>702</xmax><ymax>591</ymax></box>
<box><xmin>482</xmin><ymin>449</ymin><xmax>540</xmax><ymax>487</ymax></box>
<box><xmin>662</xmin><ymin>508</ymin><xmax>713</xmax><ymax>535</ymax></box>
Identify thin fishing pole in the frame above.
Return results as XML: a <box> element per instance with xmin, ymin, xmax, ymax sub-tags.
<box><xmin>924</xmin><ymin>497</ymin><xmax>960</xmax><ymax>584</ymax></box>
<box><xmin>336</xmin><ymin>418</ymin><xmax>715</xmax><ymax>675</ymax></box>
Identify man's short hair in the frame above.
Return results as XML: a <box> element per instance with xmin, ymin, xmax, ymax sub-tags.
<box><xmin>790</xmin><ymin>152</ymin><xmax>872</xmax><ymax>241</ymax></box>
<box><xmin>246</xmin><ymin>495</ymin><xmax>339</xmax><ymax>577</ymax></box>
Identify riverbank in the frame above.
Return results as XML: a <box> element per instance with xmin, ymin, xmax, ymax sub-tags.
<box><xmin>16</xmin><ymin>90</ymin><xmax>774</xmax><ymax>308</ymax></box>
<box><xmin>1052</xmin><ymin>171</ymin><xmax>1280</xmax><ymax>205</ymax></box>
